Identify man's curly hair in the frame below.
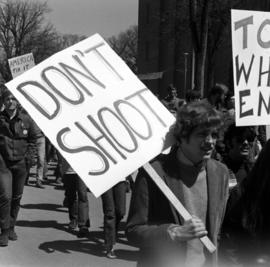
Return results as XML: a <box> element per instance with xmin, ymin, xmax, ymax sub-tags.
<box><xmin>173</xmin><ymin>101</ymin><xmax>222</xmax><ymax>142</ymax></box>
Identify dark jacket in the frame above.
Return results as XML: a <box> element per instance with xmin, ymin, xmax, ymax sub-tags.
<box><xmin>126</xmin><ymin>149</ymin><xmax>230</xmax><ymax>267</ymax></box>
<box><xmin>220</xmin><ymin>185</ymin><xmax>270</xmax><ymax>266</ymax></box>
<box><xmin>0</xmin><ymin>109</ymin><xmax>40</xmax><ymax>162</ymax></box>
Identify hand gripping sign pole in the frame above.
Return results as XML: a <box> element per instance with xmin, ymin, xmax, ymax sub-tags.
<box><xmin>143</xmin><ymin>162</ymin><xmax>216</xmax><ymax>253</ymax></box>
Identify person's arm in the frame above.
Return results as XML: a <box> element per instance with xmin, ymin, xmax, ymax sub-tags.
<box><xmin>27</xmin><ymin>117</ymin><xmax>41</xmax><ymax>144</ymax></box>
<box><xmin>126</xmin><ymin>170</ymin><xmax>171</xmax><ymax>247</ymax></box>
<box><xmin>167</xmin><ymin>216</ymin><xmax>207</xmax><ymax>242</ymax></box>
<box><xmin>25</xmin><ymin>116</ymin><xmax>41</xmax><ymax>167</ymax></box>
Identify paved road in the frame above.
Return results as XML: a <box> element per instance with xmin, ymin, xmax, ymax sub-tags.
<box><xmin>0</xmin><ymin>164</ymin><xmax>138</xmax><ymax>267</ymax></box>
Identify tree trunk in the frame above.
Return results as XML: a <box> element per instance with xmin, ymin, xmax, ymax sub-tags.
<box><xmin>195</xmin><ymin>49</ymin><xmax>206</xmax><ymax>95</ymax></box>
<box><xmin>189</xmin><ymin>0</ymin><xmax>210</xmax><ymax>97</ymax></box>
<box><xmin>207</xmin><ymin>55</ymin><xmax>215</xmax><ymax>90</ymax></box>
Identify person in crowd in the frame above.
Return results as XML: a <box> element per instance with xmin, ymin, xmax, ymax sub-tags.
<box><xmin>0</xmin><ymin>154</ymin><xmax>12</xmax><ymax>246</ymax></box>
<box><xmin>126</xmin><ymin>101</ymin><xmax>230</xmax><ymax>267</ymax></box>
<box><xmin>34</xmin><ymin>126</ymin><xmax>47</xmax><ymax>188</ymax></box>
<box><xmin>224</xmin><ymin>92</ymin><xmax>235</xmax><ymax>114</ymax></box>
<box><xmin>220</xmin><ymin>139</ymin><xmax>270</xmax><ymax>267</ymax></box>
<box><xmin>18</xmin><ymin>107</ymin><xmax>39</xmax><ymax>187</ymax></box>
<box><xmin>101</xmin><ymin>181</ymin><xmax>127</xmax><ymax>259</ymax></box>
<box><xmin>222</xmin><ymin>124</ymin><xmax>257</xmax><ymax>184</ymax></box>
<box><xmin>257</xmin><ymin>125</ymin><xmax>266</xmax><ymax>148</ymax></box>
<box><xmin>185</xmin><ymin>89</ymin><xmax>201</xmax><ymax>103</ymax></box>
<box><xmin>200</xmin><ymin>83</ymin><xmax>228</xmax><ymax>111</ymax></box>
<box><xmin>162</xmin><ymin>84</ymin><xmax>186</xmax><ymax>114</ymax></box>
<box><xmin>45</xmin><ymin>137</ymin><xmax>57</xmax><ymax>164</ymax></box>
<box><xmin>54</xmin><ymin>150</ymin><xmax>63</xmax><ymax>185</ymax></box>
<box><xmin>20</xmin><ymin>106</ymin><xmax>46</xmax><ymax>189</ymax></box>
<box><xmin>201</xmin><ymin>84</ymin><xmax>230</xmax><ymax>163</ymax></box>
<box><xmin>0</xmin><ymin>88</ymin><xmax>40</xmax><ymax>246</ymax></box>
<box><xmin>60</xmin><ymin>156</ymin><xmax>90</xmax><ymax>238</ymax></box>
<box><xmin>222</xmin><ymin>92</ymin><xmax>235</xmax><ymax>131</ymax></box>
<box><xmin>44</xmin><ymin>138</ymin><xmax>62</xmax><ymax>185</ymax></box>
<box><xmin>163</xmin><ymin>84</ymin><xmax>178</xmax><ymax>102</ymax></box>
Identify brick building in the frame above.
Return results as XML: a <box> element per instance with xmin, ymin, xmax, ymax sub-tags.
<box><xmin>137</xmin><ymin>0</ymin><xmax>270</xmax><ymax>98</ymax></box>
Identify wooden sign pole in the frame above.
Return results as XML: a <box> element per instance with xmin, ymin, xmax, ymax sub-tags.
<box><xmin>143</xmin><ymin>162</ymin><xmax>216</xmax><ymax>253</ymax></box>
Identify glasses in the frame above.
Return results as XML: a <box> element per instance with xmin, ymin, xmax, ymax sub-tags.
<box><xmin>236</xmin><ymin>135</ymin><xmax>255</xmax><ymax>143</ymax></box>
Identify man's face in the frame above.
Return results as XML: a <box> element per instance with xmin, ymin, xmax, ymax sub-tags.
<box><xmin>4</xmin><ymin>95</ymin><xmax>18</xmax><ymax>111</ymax></box>
<box><xmin>215</xmin><ymin>93</ymin><xmax>226</xmax><ymax>106</ymax></box>
<box><xmin>171</xmin><ymin>89</ymin><xmax>177</xmax><ymax>98</ymax></box>
<box><xmin>226</xmin><ymin>97</ymin><xmax>235</xmax><ymax>110</ymax></box>
<box><xmin>180</xmin><ymin>127</ymin><xmax>218</xmax><ymax>164</ymax></box>
<box><xmin>229</xmin><ymin>135</ymin><xmax>251</xmax><ymax>160</ymax></box>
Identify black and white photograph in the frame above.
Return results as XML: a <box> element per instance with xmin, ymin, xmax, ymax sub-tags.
<box><xmin>0</xmin><ymin>1</ymin><xmax>270</xmax><ymax>267</ymax></box>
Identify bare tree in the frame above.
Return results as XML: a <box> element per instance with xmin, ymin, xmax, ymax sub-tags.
<box><xmin>56</xmin><ymin>33</ymin><xmax>86</xmax><ymax>49</ymax></box>
<box><xmin>108</xmin><ymin>25</ymin><xmax>138</xmax><ymax>73</ymax></box>
<box><xmin>188</xmin><ymin>0</ymin><xmax>210</xmax><ymax>94</ymax></box>
<box><xmin>0</xmin><ymin>0</ymin><xmax>58</xmax><ymax>81</ymax></box>
<box><xmin>160</xmin><ymin>0</ymin><xmax>241</xmax><ymax>95</ymax></box>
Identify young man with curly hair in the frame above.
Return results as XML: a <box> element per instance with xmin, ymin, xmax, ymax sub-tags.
<box><xmin>126</xmin><ymin>101</ymin><xmax>230</xmax><ymax>267</ymax></box>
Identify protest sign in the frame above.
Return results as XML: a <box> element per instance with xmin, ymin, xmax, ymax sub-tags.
<box><xmin>8</xmin><ymin>53</ymin><xmax>35</xmax><ymax>78</ymax></box>
<box><xmin>6</xmin><ymin>34</ymin><xmax>176</xmax><ymax>197</ymax></box>
<box><xmin>231</xmin><ymin>9</ymin><xmax>270</xmax><ymax>126</ymax></box>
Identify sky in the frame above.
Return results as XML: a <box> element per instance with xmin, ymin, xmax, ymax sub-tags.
<box><xmin>40</xmin><ymin>0</ymin><xmax>138</xmax><ymax>38</ymax></box>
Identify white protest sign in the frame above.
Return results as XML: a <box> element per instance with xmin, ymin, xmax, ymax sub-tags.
<box><xmin>6</xmin><ymin>34</ymin><xmax>176</xmax><ymax>197</ymax></box>
<box><xmin>231</xmin><ymin>10</ymin><xmax>270</xmax><ymax>126</ymax></box>
<box><xmin>8</xmin><ymin>53</ymin><xmax>35</xmax><ymax>78</ymax></box>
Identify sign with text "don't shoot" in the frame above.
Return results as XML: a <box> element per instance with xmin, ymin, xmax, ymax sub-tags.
<box><xmin>6</xmin><ymin>34</ymin><xmax>176</xmax><ymax>197</ymax></box>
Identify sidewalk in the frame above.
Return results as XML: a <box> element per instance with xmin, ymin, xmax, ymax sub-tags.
<box><xmin>0</xmin><ymin>163</ymin><xmax>138</xmax><ymax>267</ymax></box>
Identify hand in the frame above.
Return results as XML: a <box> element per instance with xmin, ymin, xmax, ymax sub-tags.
<box><xmin>167</xmin><ymin>215</ymin><xmax>207</xmax><ymax>242</ymax></box>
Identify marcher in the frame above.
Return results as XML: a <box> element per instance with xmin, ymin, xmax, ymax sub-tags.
<box><xmin>101</xmin><ymin>181</ymin><xmax>126</xmax><ymax>259</ymax></box>
<box><xmin>222</xmin><ymin>124</ymin><xmax>256</xmax><ymax>184</ymax></box>
<box><xmin>0</xmin><ymin>154</ymin><xmax>12</xmax><ymax>246</ymax></box>
<box><xmin>35</xmin><ymin>126</ymin><xmax>46</xmax><ymax>188</ymax></box>
<box><xmin>126</xmin><ymin>101</ymin><xmax>230</xmax><ymax>267</ymax></box>
<box><xmin>18</xmin><ymin>107</ymin><xmax>46</xmax><ymax>188</ymax></box>
<box><xmin>0</xmin><ymin>88</ymin><xmax>40</xmax><ymax>246</ymax></box>
<box><xmin>222</xmin><ymin>92</ymin><xmax>235</xmax><ymax>132</ymax></box>
<box><xmin>185</xmin><ymin>89</ymin><xmax>201</xmax><ymax>103</ymax></box>
<box><xmin>45</xmin><ymin>141</ymin><xmax>62</xmax><ymax>185</ymax></box>
<box><xmin>200</xmin><ymin>83</ymin><xmax>230</xmax><ymax>163</ymax></box>
<box><xmin>200</xmin><ymin>83</ymin><xmax>228</xmax><ymax>111</ymax></box>
<box><xmin>162</xmin><ymin>84</ymin><xmax>186</xmax><ymax>114</ymax></box>
<box><xmin>221</xmin><ymin>139</ymin><xmax>270</xmax><ymax>267</ymax></box>
<box><xmin>60</xmin><ymin>156</ymin><xmax>90</xmax><ymax>237</ymax></box>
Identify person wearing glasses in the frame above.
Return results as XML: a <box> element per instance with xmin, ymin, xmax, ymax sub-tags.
<box><xmin>221</xmin><ymin>138</ymin><xmax>270</xmax><ymax>266</ymax></box>
<box><xmin>222</xmin><ymin>124</ymin><xmax>259</xmax><ymax>184</ymax></box>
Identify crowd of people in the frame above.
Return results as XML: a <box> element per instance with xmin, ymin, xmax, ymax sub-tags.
<box><xmin>0</xmin><ymin>81</ymin><xmax>269</xmax><ymax>266</ymax></box>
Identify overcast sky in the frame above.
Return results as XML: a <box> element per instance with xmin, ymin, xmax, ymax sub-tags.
<box><xmin>41</xmin><ymin>0</ymin><xmax>138</xmax><ymax>38</ymax></box>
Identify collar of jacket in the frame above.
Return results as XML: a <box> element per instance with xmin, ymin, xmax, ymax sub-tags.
<box><xmin>1</xmin><ymin>109</ymin><xmax>22</xmax><ymax>121</ymax></box>
<box><xmin>161</xmin><ymin>146</ymin><xmax>205</xmax><ymax>177</ymax></box>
